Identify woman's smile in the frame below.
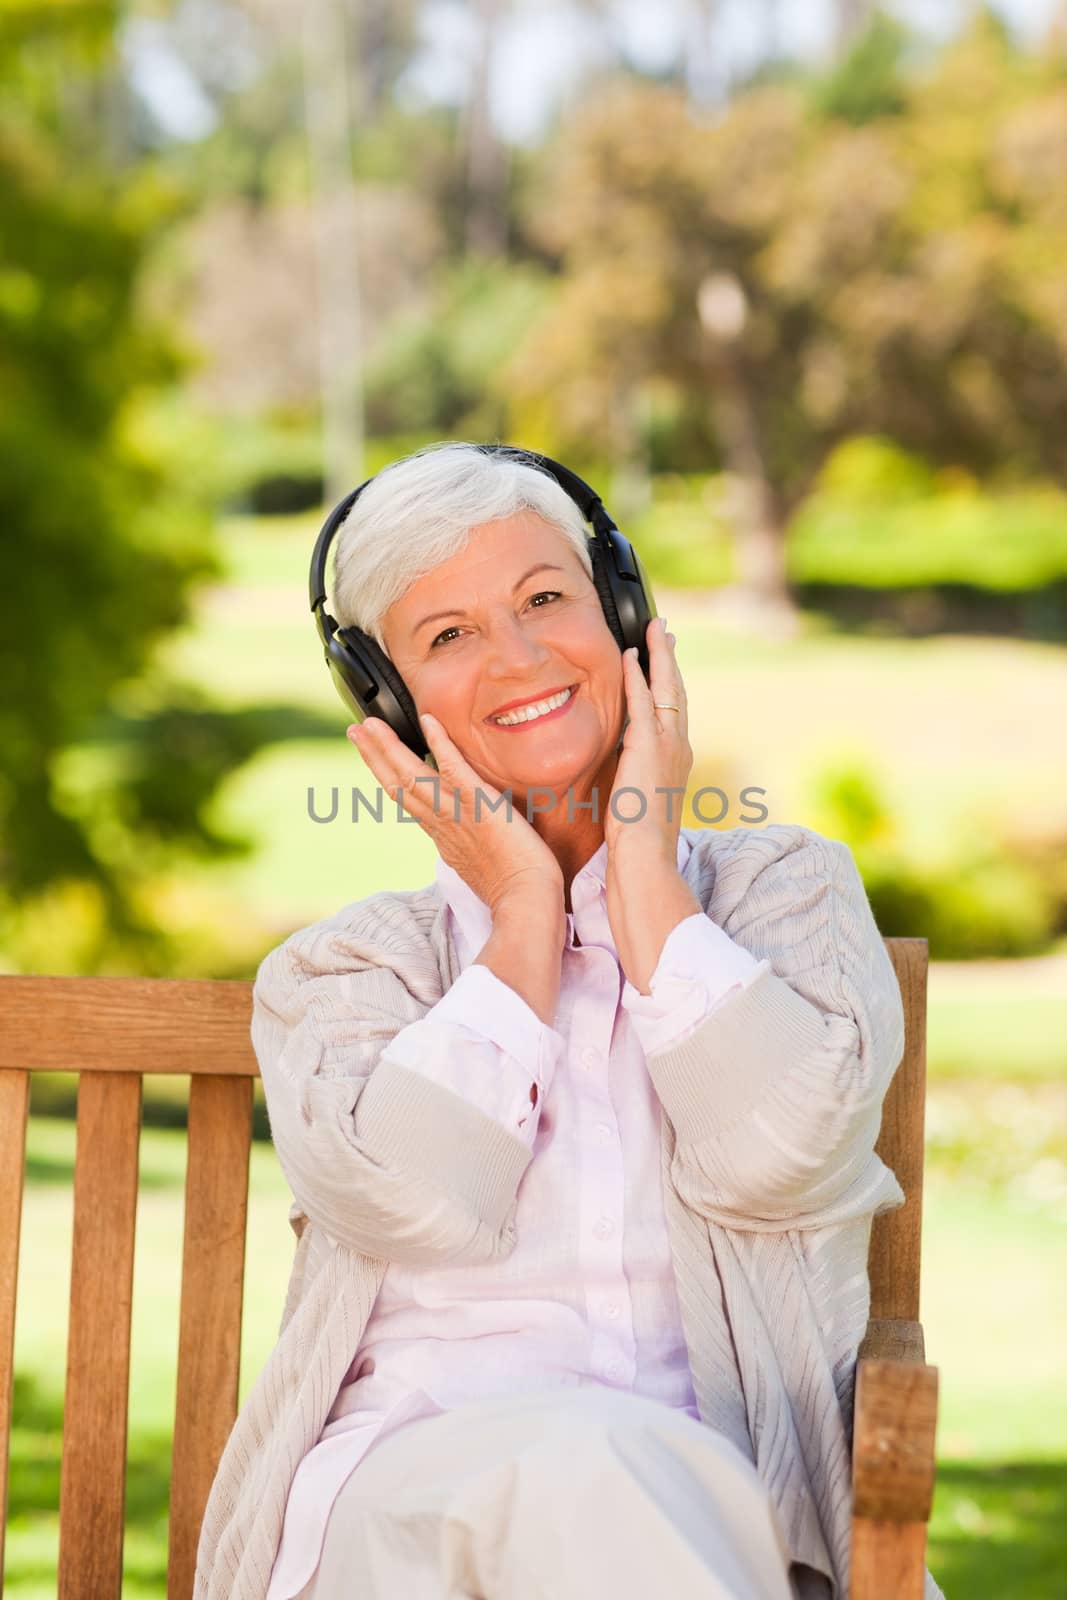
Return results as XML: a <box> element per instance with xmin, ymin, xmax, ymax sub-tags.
<box><xmin>485</xmin><ymin>683</ymin><xmax>579</xmax><ymax>730</ymax></box>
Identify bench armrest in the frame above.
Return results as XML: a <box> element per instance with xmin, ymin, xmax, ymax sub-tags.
<box><xmin>854</xmin><ymin>1318</ymin><xmax>938</xmax><ymax>1521</ymax></box>
<box><xmin>849</xmin><ymin>1319</ymin><xmax>939</xmax><ymax>1600</ymax></box>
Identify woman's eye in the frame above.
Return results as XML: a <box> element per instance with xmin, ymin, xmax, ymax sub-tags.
<box><xmin>430</xmin><ymin>594</ymin><xmax>561</xmax><ymax>649</ymax></box>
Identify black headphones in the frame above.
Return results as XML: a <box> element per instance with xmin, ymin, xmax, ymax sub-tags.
<box><xmin>309</xmin><ymin>444</ymin><xmax>658</xmax><ymax>760</ymax></box>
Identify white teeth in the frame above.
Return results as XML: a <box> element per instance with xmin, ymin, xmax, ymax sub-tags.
<box><xmin>492</xmin><ymin>686</ymin><xmax>574</xmax><ymax>726</ymax></box>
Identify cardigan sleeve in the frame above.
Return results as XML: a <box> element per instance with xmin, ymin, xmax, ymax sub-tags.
<box><xmin>252</xmin><ymin>905</ymin><xmax>535</xmax><ymax>1269</ymax></box>
<box><xmin>620</xmin><ymin>911</ymin><xmax>769</xmax><ymax>1057</ymax></box>
<box><xmin>385</xmin><ymin>962</ymin><xmax>563</xmax><ymax>1147</ymax></box>
<box><xmin>644</xmin><ymin>829</ymin><xmax>907</xmax><ymax>1231</ymax></box>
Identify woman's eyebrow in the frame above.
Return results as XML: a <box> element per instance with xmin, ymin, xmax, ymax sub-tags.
<box><xmin>413</xmin><ymin>563</ymin><xmax>566</xmax><ymax>637</ymax></box>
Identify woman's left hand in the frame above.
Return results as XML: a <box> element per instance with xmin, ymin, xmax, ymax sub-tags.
<box><xmin>605</xmin><ymin>617</ymin><xmax>693</xmax><ymax>863</ymax></box>
<box><xmin>605</xmin><ymin>618</ymin><xmax>703</xmax><ymax>994</ymax></box>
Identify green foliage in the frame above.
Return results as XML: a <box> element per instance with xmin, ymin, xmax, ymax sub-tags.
<box><xmin>0</xmin><ymin>3</ymin><xmax>260</xmax><ymax>972</ymax></box>
<box><xmin>136</xmin><ymin>400</ymin><xmax>327</xmax><ymax>513</ymax></box>
<box><xmin>811</xmin><ymin>11</ymin><xmax>911</xmax><ymax>125</ymax></box>
<box><xmin>864</xmin><ymin>849</ymin><xmax>1058</xmax><ymax>959</ymax></box>
<box><xmin>175</xmin><ymin>51</ymin><xmax>307</xmax><ymax>206</ymax></box>
<box><xmin>790</xmin><ymin>438</ymin><xmax>1067</xmax><ymax>590</ymax></box>
<box><xmin>811</xmin><ymin>436</ymin><xmax>937</xmax><ymax>502</ymax></box>
<box><xmin>509</xmin><ymin>16</ymin><xmax>1067</xmax><ymax>508</ymax></box>
<box><xmin>811</xmin><ymin>762</ymin><xmax>1066</xmax><ymax>958</ymax></box>
<box><xmin>364</xmin><ymin>257</ymin><xmax>554</xmax><ymax>437</ymax></box>
<box><xmin>623</xmin><ymin>474</ymin><xmax>734</xmax><ymax>588</ymax></box>
<box><xmin>809</xmin><ymin>762</ymin><xmax>892</xmax><ymax>847</ymax></box>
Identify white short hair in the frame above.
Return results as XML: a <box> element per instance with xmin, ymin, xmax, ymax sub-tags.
<box><xmin>331</xmin><ymin>442</ymin><xmax>595</xmax><ymax>649</ymax></box>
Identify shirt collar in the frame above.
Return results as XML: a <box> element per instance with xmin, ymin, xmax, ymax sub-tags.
<box><xmin>436</xmin><ymin>828</ymin><xmax>695</xmax><ymax>967</ymax></box>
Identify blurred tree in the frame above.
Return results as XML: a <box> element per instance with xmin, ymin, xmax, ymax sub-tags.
<box><xmin>139</xmin><ymin>0</ymin><xmax>462</xmax><ymax>432</ymax></box>
<box><xmin>814</xmin><ymin>8</ymin><xmax>909</xmax><ymax>124</ymax></box>
<box><xmin>353</xmin><ymin>0</ymin><xmax>419</xmax><ymax>119</ymax></box>
<box><xmin>832</xmin><ymin>0</ymin><xmax>878</xmax><ymax>55</ymax></box>
<box><xmin>170</xmin><ymin>183</ymin><xmax>441</xmax><ymax>417</ymax></box>
<box><xmin>683</xmin><ymin>0</ymin><xmax>726</xmax><ymax>110</ymax></box>
<box><xmin>152</xmin><ymin>0</ymin><xmax>419</xmax><ymax>182</ymax></box>
<box><xmin>0</xmin><ymin>1</ymin><xmax>255</xmax><ymax>971</ymax></box>
<box><xmin>464</xmin><ymin>0</ymin><xmax>510</xmax><ymax>256</ymax></box>
<box><xmin>508</xmin><ymin>11</ymin><xmax>1067</xmax><ymax>620</ymax></box>
<box><xmin>301</xmin><ymin>0</ymin><xmax>364</xmax><ymax>497</ymax></box>
<box><xmin>364</xmin><ymin>254</ymin><xmax>552</xmax><ymax>437</ymax></box>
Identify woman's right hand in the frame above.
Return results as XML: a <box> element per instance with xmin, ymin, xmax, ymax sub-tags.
<box><xmin>347</xmin><ymin>713</ymin><xmax>565</xmax><ymax>919</ymax></box>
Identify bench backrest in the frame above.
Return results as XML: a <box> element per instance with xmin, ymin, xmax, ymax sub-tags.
<box><xmin>0</xmin><ymin>937</ymin><xmax>928</xmax><ymax>1598</ymax></box>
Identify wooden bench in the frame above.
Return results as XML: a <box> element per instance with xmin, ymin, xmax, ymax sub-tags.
<box><xmin>0</xmin><ymin>938</ymin><xmax>938</xmax><ymax>1599</ymax></box>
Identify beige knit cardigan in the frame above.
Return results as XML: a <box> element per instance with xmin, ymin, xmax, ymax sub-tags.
<box><xmin>194</xmin><ymin>821</ymin><xmax>941</xmax><ymax>1600</ymax></box>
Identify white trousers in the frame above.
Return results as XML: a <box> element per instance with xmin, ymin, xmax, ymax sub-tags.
<box><xmin>297</xmin><ymin>1385</ymin><xmax>797</xmax><ymax>1600</ymax></box>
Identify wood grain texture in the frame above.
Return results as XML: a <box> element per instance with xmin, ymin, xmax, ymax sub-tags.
<box><xmin>57</xmin><ymin>1073</ymin><xmax>143</xmax><ymax>1600</ymax></box>
<box><xmin>853</xmin><ymin>1357</ymin><xmax>939</xmax><ymax>1523</ymax></box>
<box><xmin>167</xmin><ymin>1075</ymin><xmax>254</xmax><ymax>1600</ymax></box>
<box><xmin>0</xmin><ymin>1068</ymin><xmax>30</xmax><ymax>1591</ymax></box>
<box><xmin>849</xmin><ymin>1518</ymin><xmax>929</xmax><ymax>1600</ymax></box>
<box><xmin>0</xmin><ymin>977</ymin><xmax>257</xmax><ymax>1076</ymax></box>
<box><xmin>859</xmin><ymin>1318</ymin><xmax>926</xmax><ymax>1366</ymax></box>
<box><xmin>869</xmin><ymin>939</ymin><xmax>928</xmax><ymax>1322</ymax></box>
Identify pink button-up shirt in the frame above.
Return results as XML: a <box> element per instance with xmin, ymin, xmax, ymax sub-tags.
<box><xmin>266</xmin><ymin>830</ymin><xmax>768</xmax><ymax>1599</ymax></box>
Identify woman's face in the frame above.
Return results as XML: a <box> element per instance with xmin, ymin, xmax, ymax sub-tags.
<box><xmin>381</xmin><ymin>511</ymin><xmax>625</xmax><ymax>801</ymax></box>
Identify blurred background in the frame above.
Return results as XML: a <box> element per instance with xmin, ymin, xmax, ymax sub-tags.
<box><xmin>3</xmin><ymin>0</ymin><xmax>1066</xmax><ymax>1593</ymax></box>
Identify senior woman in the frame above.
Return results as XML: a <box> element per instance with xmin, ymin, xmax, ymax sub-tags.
<box><xmin>194</xmin><ymin>443</ymin><xmax>935</xmax><ymax>1600</ymax></box>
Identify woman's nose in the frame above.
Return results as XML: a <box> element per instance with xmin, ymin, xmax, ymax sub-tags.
<box><xmin>482</xmin><ymin>615</ymin><xmax>551</xmax><ymax>678</ymax></box>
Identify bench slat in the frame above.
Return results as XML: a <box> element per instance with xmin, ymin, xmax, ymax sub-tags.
<box><xmin>0</xmin><ymin>977</ymin><xmax>257</xmax><ymax>1075</ymax></box>
<box><xmin>0</xmin><ymin>1068</ymin><xmax>30</xmax><ymax>1590</ymax></box>
<box><xmin>57</xmin><ymin>1072</ymin><xmax>143</xmax><ymax>1600</ymax></box>
<box><xmin>870</xmin><ymin>939</ymin><xmax>928</xmax><ymax>1322</ymax></box>
<box><xmin>168</xmin><ymin>1075</ymin><xmax>254</xmax><ymax>1600</ymax></box>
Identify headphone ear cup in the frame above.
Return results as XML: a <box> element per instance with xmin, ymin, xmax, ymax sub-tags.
<box><xmin>588</xmin><ymin>539</ymin><xmax>627</xmax><ymax>651</ymax></box>
<box><xmin>333</xmin><ymin>625</ymin><xmax>426</xmax><ymax>756</ymax></box>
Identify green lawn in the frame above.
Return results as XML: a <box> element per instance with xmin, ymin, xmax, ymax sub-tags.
<box><xmin>6</xmin><ymin>1107</ymin><xmax>1065</xmax><ymax>1597</ymax></box>
<box><xmin>926</xmin><ymin>953</ymin><xmax>1067</xmax><ymax>1082</ymax></box>
<box><xmin>922</xmin><ymin>1171</ymin><xmax>1067</xmax><ymax>1597</ymax></box>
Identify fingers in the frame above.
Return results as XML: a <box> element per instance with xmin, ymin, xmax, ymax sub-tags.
<box><xmin>348</xmin><ymin>714</ymin><xmax>503</xmax><ymax>828</ymax></box>
<box><xmin>646</xmin><ymin>616</ymin><xmax>679</xmax><ymax>699</ymax></box>
<box><xmin>660</xmin><ymin>622</ymin><xmax>688</xmax><ymax>726</ymax></box>
<box><xmin>622</xmin><ymin>643</ymin><xmax>653</xmax><ymax>714</ymax></box>
<box><xmin>419</xmin><ymin>713</ymin><xmax>501</xmax><ymax>802</ymax></box>
<box><xmin>626</xmin><ymin>619</ymin><xmax>687</xmax><ymax>739</ymax></box>
<box><xmin>348</xmin><ymin>718</ymin><xmax>439</xmax><ymax>820</ymax></box>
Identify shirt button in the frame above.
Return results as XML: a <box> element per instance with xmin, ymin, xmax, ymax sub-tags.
<box><xmin>604</xmin><ymin>1303</ymin><xmax>620</xmax><ymax>1320</ymax></box>
<box><xmin>580</xmin><ymin>1047</ymin><xmax>601</xmax><ymax>1069</ymax></box>
<box><xmin>592</xmin><ymin>1122</ymin><xmax>611</xmax><ymax>1145</ymax></box>
<box><xmin>593</xmin><ymin>1217</ymin><xmax>615</xmax><ymax>1240</ymax></box>
<box><xmin>605</xmin><ymin>1360</ymin><xmax>623</xmax><ymax>1379</ymax></box>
